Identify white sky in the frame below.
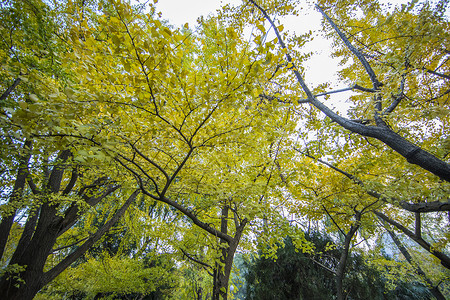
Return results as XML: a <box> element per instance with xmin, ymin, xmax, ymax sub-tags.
<box><xmin>153</xmin><ymin>0</ymin><xmax>410</xmax><ymax>113</ymax></box>
<box><xmin>154</xmin><ymin>0</ymin><xmax>337</xmax><ymax>87</ymax></box>
<box><xmin>155</xmin><ymin>0</ymin><xmax>241</xmax><ymax>27</ymax></box>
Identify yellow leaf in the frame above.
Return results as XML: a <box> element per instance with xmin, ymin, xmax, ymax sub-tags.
<box><xmin>64</xmin><ymin>87</ymin><xmax>75</xmax><ymax>99</ymax></box>
<box><xmin>256</xmin><ymin>23</ymin><xmax>265</xmax><ymax>33</ymax></box>
<box><xmin>162</xmin><ymin>27</ymin><xmax>172</xmax><ymax>37</ymax></box>
<box><xmin>29</xmin><ymin>94</ymin><xmax>39</xmax><ymax>102</ymax></box>
<box><xmin>112</xmin><ymin>35</ymin><xmax>121</xmax><ymax>47</ymax></box>
<box><xmin>18</xmin><ymin>102</ymin><xmax>27</xmax><ymax>109</ymax></box>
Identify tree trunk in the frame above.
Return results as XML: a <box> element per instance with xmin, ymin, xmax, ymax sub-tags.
<box><xmin>212</xmin><ymin>206</ymin><xmax>247</xmax><ymax>300</ymax></box>
<box><xmin>336</xmin><ymin>214</ymin><xmax>360</xmax><ymax>300</ymax></box>
<box><xmin>0</xmin><ymin>190</ymin><xmax>136</xmax><ymax>300</ymax></box>
<box><xmin>0</xmin><ymin>140</ymin><xmax>32</xmax><ymax>259</ymax></box>
<box><xmin>213</xmin><ymin>206</ymin><xmax>229</xmax><ymax>300</ymax></box>
<box><xmin>0</xmin><ymin>207</ymin><xmax>60</xmax><ymax>300</ymax></box>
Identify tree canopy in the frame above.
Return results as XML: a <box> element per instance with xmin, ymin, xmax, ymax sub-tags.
<box><xmin>0</xmin><ymin>0</ymin><xmax>449</xmax><ymax>299</ymax></box>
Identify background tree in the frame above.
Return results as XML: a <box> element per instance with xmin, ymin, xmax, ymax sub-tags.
<box><xmin>243</xmin><ymin>233</ymin><xmax>432</xmax><ymax>300</ymax></box>
<box><xmin>36</xmin><ymin>198</ymin><xmax>181</xmax><ymax>299</ymax></box>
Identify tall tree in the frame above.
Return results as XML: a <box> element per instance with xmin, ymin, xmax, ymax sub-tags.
<box><xmin>248</xmin><ymin>0</ymin><xmax>450</xmax><ymax>182</ymax></box>
<box><xmin>0</xmin><ymin>1</ymin><xmax>142</xmax><ymax>298</ymax></box>
<box><xmin>8</xmin><ymin>0</ymin><xmax>296</xmax><ymax>298</ymax></box>
<box><xmin>242</xmin><ymin>0</ymin><xmax>449</xmax><ymax>283</ymax></box>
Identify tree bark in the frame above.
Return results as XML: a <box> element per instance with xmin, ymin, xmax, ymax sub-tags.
<box><xmin>212</xmin><ymin>206</ymin><xmax>247</xmax><ymax>300</ymax></box>
<box><xmin>0</xmin><ymin>140</ymin><xmax>32</xmax><ymax>260</ymax></box>
<box><xmin>336</xmin><ymin>213</ymin><xmax>360</xmax><ymax>300</ymax></box>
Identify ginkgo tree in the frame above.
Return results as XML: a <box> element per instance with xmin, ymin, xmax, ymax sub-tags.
<box><xmin>2</xmin><ymin>0</ymin><xmax>299</xmax><ymax>299</ymax></box>
<box><xmin>75</xmin><ymin>4</ymin><xmax>296</xmax><ymax>297</ymax></box>
<box><xmin>236</xmin><ymin>0</ymin><xmax>449</xmax><ymax>296</ymax></box>
<box><xmin>4</xmin><ymin>0</ymin><xmax>449</xmax><ymax>299</ymax></box>
<box><xmin>0</xmin><ymin>1</ymin><xmax>143</xmax><ymax>299</ymax></box>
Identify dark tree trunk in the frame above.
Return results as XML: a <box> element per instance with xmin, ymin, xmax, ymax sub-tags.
<box><xmin>0</xmin><ymin>190</ymin><xmax>136</xmax><ymax>300</ymax></box>
<box><xmin>0</xmin><ymin>140</ymin><xmax>32</xmax><ymax>259</ymax></box>
<box><xmin>213</xmin><ymin>206</ymin><xmax>229</xmax><ymax>300</ymax></box>
<box><xmin>212</xmin><ymin>206</ymin><xmax>247</xmax><ymax>300</ymax></box>
<box><xmin>0</xmin><ymin>147</ymin><xmax>134</xmax><ymax>300</ymax></box>
<box><xmin>336</xmin><ymin>213</ymin><xmax>360</xmax><ymax>300</ymax></box>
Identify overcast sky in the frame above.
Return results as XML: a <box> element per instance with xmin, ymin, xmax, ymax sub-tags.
<box><xmin>154</xmin><ymin>0</ymin><xmax>334</xmax><ymax>85</ymax></box>
<box><xmin>152</xmin><ymin>0</ymin><xmax>410</xmax><ymax>113</ymax></box>
<box><xmin>155</xmin><ymin>0</ymin><xmax>241</xmax><ymax>27</ymax></box>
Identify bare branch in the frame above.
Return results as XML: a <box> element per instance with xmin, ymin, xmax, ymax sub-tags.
<box><xmin>51</xmin><ymin>237</ymin><xmax>89</xmax><ymax>253</ymax></box>
<box><xmin>425</xmin><ymin>68</ymin><xmax>450</xmax><ymax>80</ymax></box>
<box><xmin>309</xmin><ymin>257</ymin><xmax>337</xmax><ymax>274</ymax></box>
<box><xmin>383</xmin><ymin>75</ymin><xmax>405</xmax><ymax>115</ymax></box>
<box><xmin>322</xmin><ymin>205</ymin><xmax>346</xmax><ymax>237</ymax></box>
<box><xmin>297</xmin><ymin>84</ymin><xmax>377</xmax><ymax>103</ymax></box>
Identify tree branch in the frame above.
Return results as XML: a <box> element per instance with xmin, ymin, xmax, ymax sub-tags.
<box><xmin>51</xmin><ymin>236</ymin><xmax>89</xmax><ymax>253</ymax></box>
<box><xmin>374</xmin><ymin>210</ymin><xmax>450</xmax><ymax>269</ymax></box>
<box><xmin>43</xmin><ymin>190</ymin><xmax>139</xmax><ymax>285</ymax></box>
<box><xmin>322</xmin><ymin>205</ymin><xmax>346</xmax><ymax>237</ymax></box>
<box><xmin>316</xmin><ymin>5</ymin><xmax>380</xmax><ymax>90</ymax></box>
<box><xmin>297</xmin><ymin>148</ymin><xmax>450</xmax><ymax>212</ymax></box>
<box><xmin>425</xmin><ymin>68</ymin><xmax>450</xmax><ymax>80</ymax></box>
<box><xmin>297</xmin><ymin>84</ymin><xmax>377</xmax><ymax>102</ymax></box>
<box><xmin>383</xmin><ymin>75</ymin><xmax>405</xmax><ymax>115</ymax></box>
<box><xmin>384</xmin><ymin>226</ymin><xmax>446</xmax><ymax>300</ymax></box>
<box><xmin>141</xmin><ymin>190</ymin><xmax>232</xmax><ymax>243</ymax></box>
<box><xmin>180</xmin><ymin>248</ymin><xmax>213</xmax><ymax>270</ymax></box>
<box><xmin>62</xmin><ymin>167</ymin><xmax>78</xmax><ymax>195</ymax></box>
<box><xmin>0</xmin><ymin>77</ymin><xmax>21</xmax><ymax>101</ymax></box>
<box><xmin>58</xmin><ymin>183</ymin><xmax>120</xmax><ymax>237</ymax></box>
